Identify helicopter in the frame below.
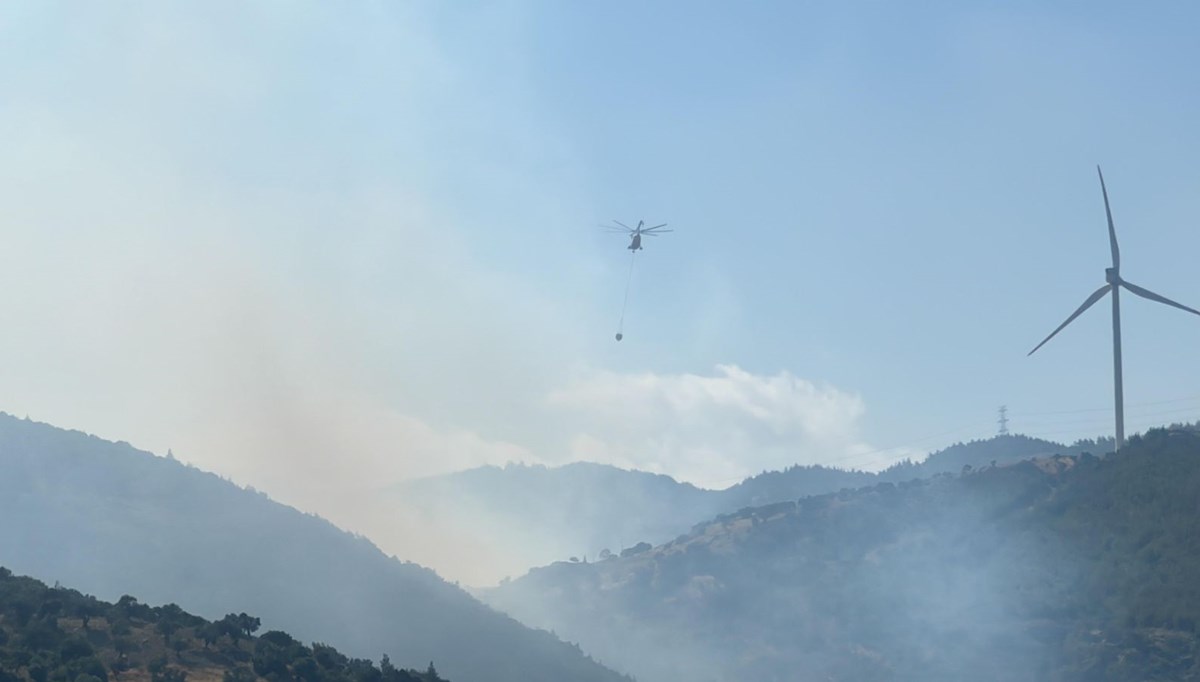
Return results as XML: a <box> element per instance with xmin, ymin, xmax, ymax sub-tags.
<box><xmin>603</xmin><ymin>219</ymin><xmax>673</xmax><ymax>341</ymax></box>
<box><xmin>604</xmin><ymin>220</ymin><xmax>672</xmax><ymax>251</ymax></box>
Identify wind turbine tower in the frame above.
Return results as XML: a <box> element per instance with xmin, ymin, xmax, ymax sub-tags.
<box><xmin>1029</xmin><ymin>167</ymin><xmax>1200</xmax><ymax>451</ymax></box>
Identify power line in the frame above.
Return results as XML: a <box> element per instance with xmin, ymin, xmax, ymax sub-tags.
<box><xmin>1018</xmin><ymin>404</ymin><xmax>1200</xmax><ymax>429</ymax></box>
<box><xmin>1009</xmin><ymin>393</ymin><xmax>1200</xmax><ymax>418</ymax></box>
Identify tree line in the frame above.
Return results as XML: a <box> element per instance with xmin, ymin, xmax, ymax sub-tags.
<box><xmin>0</xmin><ymin>568</ymin><xmax>448</xmax><ymax>682</ymax></box>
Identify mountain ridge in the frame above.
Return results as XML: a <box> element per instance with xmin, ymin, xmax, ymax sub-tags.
<box><xmin>0</xmin><ymin>413</ymin><xmax>629</xmax><ymax>682</ymax></box>
<box><xmin>395</xmin><ymin>433</ymin><xmax>1082</xmax><ymax>580</ymax></box>
<box><xmin>484</xmin><ymin>428</ymin><xmax>1200</xmax><ymax>681</ymax></box>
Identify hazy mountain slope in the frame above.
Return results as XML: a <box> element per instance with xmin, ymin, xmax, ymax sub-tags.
<box><xmin>486</xmin><ymin>429</ymin><xmax>1200</xmax><ymax>682</ymax></box>
<box><xmin>891</xmin><ymin>433</ymin><xmax>1074</xmax><ymax>478</ymax></box>
<box><xmin>394</xmin><ymin>462</ymin><xmax>722</xmax><ymax>572</ymax></box>
<box><xmin>0</xmin><ymin>414</ymin><xmax>629</xmax><ymax>682</ymax></box>
<box><xmin>0</xmin><ymin>566</ymin><xmax>448</xmax><ymax>682</ymax></box>
<box><xmin>724</xmin><ymin>434</ymin><xmax>1070</xmax><ymax>508</ymax></box>
<box><xmin>400</xmin><ymin>435</ymin><xmax>1074</xmax><ymax>578</ymax></box>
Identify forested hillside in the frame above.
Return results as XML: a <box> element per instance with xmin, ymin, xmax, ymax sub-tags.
<box><xmin>487</xmin><ymin>429</ymin><xmax>1200</xmax><ymax>682</ymax></box>
<box><xmin>0</xmin><ymin>567</ymin><xmax>448</xmax><ymax>682</ymax></box>
<box><xmin>400</xmin><ymin>434</ymin><xmax>1080</xmax><ymax>578</ymax></box>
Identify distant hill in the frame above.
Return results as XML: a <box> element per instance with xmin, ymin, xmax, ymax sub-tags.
<box><xmin>685</xmin><ymin>434</ymin><xmax>1073</xmax><ymax>508</ymax></box>
<box><xmin>0</xmin><ymin>566</ymin><xmax>447</xmax><ymax>682</ymax></box>
<box><xmin>0</xmin><ymin>413</ymin><xmax>629</xmax><ymax>682</ymax></box>
<box><xmin>485</xmin><ymin>429</ymin><xmax>1200</xmax><ymax>682</ymax></box>
<box><xmin>393</xmin><ymin>462</ymin><xmax>723</xmax><ymax>578</ymax></box>
<box><xmin>398</xmin><ymin>434</ymin><xmax>1078</xmax><ymax>579</ymax></box>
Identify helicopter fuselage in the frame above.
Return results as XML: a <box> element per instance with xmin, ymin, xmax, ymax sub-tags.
<box><xmin>628</xmin><ymin>233</ymin><xmax>642</xmax><ymax>250</ymax></box>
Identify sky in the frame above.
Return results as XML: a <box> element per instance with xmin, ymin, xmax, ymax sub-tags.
<box><xmin>3</xmin><ymin>2</ymin><xmax>1200</xmax><ymax>541</ymax></box>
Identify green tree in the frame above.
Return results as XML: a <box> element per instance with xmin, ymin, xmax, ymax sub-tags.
<box><xmin>346</xmin><ymin>658</ymin><xmax>382</xmax><ymax>682</ymax></box>
<box><xmin>113</xmin><ymin>595</ymin><xmax>138</xmax><ymax>619</ymax></box>
<box><xmin>72</xmin><ymin>600</ymin><xmax>101</xmax><ymax>630</ymax></box>
<box><xmin>64</xmin><ymin>656</ymin><xmax>109</xmax><ymax>682</ymax></box>
<box><xmin>291</xmin><ymin>655</ymin><xmax>320</xmax><ymax>681</ymax></box>
<box><xmin>20</xmin><ymin>618</ymin><xmax>63</xmax><ymax>650</ymax></box>
<box><xmin>11</xmin><ymin>599</ymin><xmax>36</xmax><ymax>627</ymax></box>
<box><xmin>199</xmin><ymin>622</ymin><xmax>221</xmax><ymax>649</ymax></box>
<box><xmin>218</xmin><ymin>614</ymin><xmax>244</xmax><ymax>645</ymax></box>
<box><xmin>60</xmin><ymin>635</ymin><xmax>95</xmax><ymax>662</ymax></box>
<box><xmin>27</xmin><ymin>662</ymin><xmax>49</xmax><ymax>682</ymax></box>
<box><xmin>312</xmin><ymin>642</ymin><xmax>348</xmax><ymax>670</ymax></box>
<box><xmin>252</xmin><ymin>635</ymin><xmax>292</xmax><ymax>678</ymax></box>
<box><xmin>380</xmin><ymin>654</ymin><xmax>398</xmax><ymax>680</ymax></box>
<box><xmin>237</xmin><ymin>613</ymin><xmax>261</xmax><ymax>638</ymax></box>
<box><xmin>37</xmin><ymin>596</ymin><xmax>63</xmax><ymax>619</ymax></box>
<box><xmin>156</xmin><ymin>617</ymin><xmax>179</xmax><ymax>645</ymax></box>
<box><xmin>171</xmin><ymin>636</ymin><xmax>189</xmax><ymax>661</ymax></box>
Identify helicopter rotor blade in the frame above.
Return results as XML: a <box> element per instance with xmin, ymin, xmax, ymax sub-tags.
<box><xmin>613</xmin><ymin>220</ymin><xmax>632</xmax><ymax>230</ymax></box>
<box><xmin>641</xmin><ymin>228</ymin><xmax>673</xmax><ymax>234</ymax></box>
<box><xmin>647</xmin><ymin>223</ymin><xmax>668</xmax><ymax>230</ymax></box>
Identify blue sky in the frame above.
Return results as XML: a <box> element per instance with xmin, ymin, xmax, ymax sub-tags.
<box><xmin>3</xmin><ymin>1</ymin><xmax>1200</xmax><ymax>511</ymax></box>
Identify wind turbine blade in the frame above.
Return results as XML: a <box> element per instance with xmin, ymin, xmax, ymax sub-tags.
<box><xmin>1098</xmin><ymin>166</ymin><xmax>1120</xmax><ymax>271</ymax></box>
<box><xmin>1028</xmin><ymin>284</ymin><xmax>1112</xmax><ymax>356</ymax></box>
<box><xmin>1121</xmin><ymin>280</ymin><xmax>1200</xmax><ymax>318</ymax></box>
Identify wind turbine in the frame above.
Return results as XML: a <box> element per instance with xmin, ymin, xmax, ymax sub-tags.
<box><xmin>1028</xmin><ymin>166</ymin><xmax>1200</xmax><ymax>451</ymax></box>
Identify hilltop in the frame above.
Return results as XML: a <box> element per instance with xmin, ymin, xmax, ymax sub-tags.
<box><xmin>485</xmin><ymin>428</ymin><xmax>1200</xmax><ymax>681</ymax></box>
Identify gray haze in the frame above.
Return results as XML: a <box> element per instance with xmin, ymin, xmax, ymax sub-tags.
<box><xmin>483</xmin><ymin>457</ymin><xmax>1090</xmax><ymax>681</ymax></box>
<box><xmin>7</xmin><ymin>3</ymin><xmax>1199</xmax><ymax>591</ymax></box>
<box><xmin>0</xmin><ymin>414</ymin><xmax>630</xmax><ymax>682</ymax></box>
<box><xmin>395</xmin><ymin>434</ymin><xmax>1083</xmax><ymax>584</ymax></box>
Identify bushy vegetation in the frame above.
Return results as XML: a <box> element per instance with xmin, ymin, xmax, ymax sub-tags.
<box><xmin>0</xmin><ymin>568</ymin><xmax>447</xmax><ymax>682</ymax></box>
<box><xmin>489</xmin><ymin>428</ymin><xmax>1200</xmax><ymax>682</ymax></box>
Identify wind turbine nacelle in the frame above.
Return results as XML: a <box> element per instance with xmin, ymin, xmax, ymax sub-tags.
<box><xmin>1105</xmin><ymin>267</ymin><xmax>1120</xmax><ymax>285</ymax></box>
